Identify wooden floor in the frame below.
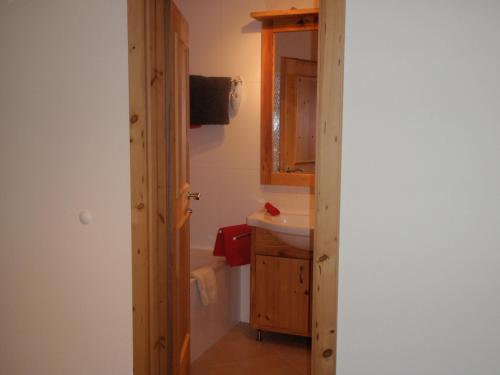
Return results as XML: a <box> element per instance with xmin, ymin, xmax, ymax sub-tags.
<box><xmin>191</xmin><ymin>323</ymin><xmax>311</xmax><ymax>375</ymax></box>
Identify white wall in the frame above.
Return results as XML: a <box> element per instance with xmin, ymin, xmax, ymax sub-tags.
<box><xmin>0</xmin><ymin>1</ymin><xmax>132</xmax><ymax>374</ymax></box>
<box><xmin>175</xmin><ymin>0</ymin><xmax>317</xmax><ymax>322</ymax></box>
<box><xmin>339</xmin><ymin>1</ymin><xmax>500</xmax><ymax>374</ymax></box>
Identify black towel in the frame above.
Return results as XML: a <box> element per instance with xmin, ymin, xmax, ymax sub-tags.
<box><xmin>190</xmin><ymin>75</ymin><xmax>232</xmax><ymax>125</ymax></box>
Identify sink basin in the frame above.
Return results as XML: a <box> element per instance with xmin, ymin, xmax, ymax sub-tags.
<box><xmin>247</xmin><ymin>210</ymin><xmax>314</xmax><ymax>250</ymax></box>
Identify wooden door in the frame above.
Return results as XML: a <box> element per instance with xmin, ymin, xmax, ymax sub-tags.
<box><xmin>280</xmin><ymin>57</ymin><xmax>318</xmax><ymax>173</ymax></box>
<box><xmin>254</xmin><ymin>255</ymin><xmax>311</xmax><ymax>336</ymax></box>
<box><xmin>169</xmin><ymin>3</ymin><xmax>190</xmax><ymax>375</ymax></box>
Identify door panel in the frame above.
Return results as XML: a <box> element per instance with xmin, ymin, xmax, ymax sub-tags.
<box><xmin>169</xmin><ymin>3</ymin><xmax>190</xmax><ymax>375</ymax></box>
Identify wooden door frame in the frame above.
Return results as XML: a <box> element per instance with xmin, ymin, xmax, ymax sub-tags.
<box><xmin>128</xmin><ymin>0</ymin><xmax>170</xmax><ymax>374</ymax></box>
<box><xmin>312</xmin><ymin>0</ymin><xmax>345</xmax><ymax>374</ymax></box>
<box><xmin>127</xmin><ymin>0</ymin><xmax>346</xmax><ymax>374</ymax></box>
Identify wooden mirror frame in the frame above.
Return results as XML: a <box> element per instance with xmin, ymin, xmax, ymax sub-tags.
<box><xmin>251</xmin><ymin>8</ymin><xmax>319</xmax><ymax>187</ymax></box>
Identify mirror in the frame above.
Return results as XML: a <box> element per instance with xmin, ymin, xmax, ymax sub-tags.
<box><xmin>273</xmin><ymin>31</ymin><xmax>318</xmax><ymax>175</ymax></box>
<box><xmin>253</xmin><ymin>9</ymin><xmax>319</xmax><ymax>186</ymax></box>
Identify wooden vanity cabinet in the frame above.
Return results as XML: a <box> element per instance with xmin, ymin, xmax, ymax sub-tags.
<box><xmin>250</xmin><ymin>227</ymin><xmax>312</xmax><ymax>337</ymax></box>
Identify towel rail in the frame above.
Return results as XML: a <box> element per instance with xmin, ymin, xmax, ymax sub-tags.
<box><xmin>233</xmin><ymin>232</ymin><xmax>251</xmax><ymax>241</ymax></box>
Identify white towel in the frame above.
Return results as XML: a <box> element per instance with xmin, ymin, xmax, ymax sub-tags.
<box><xmin>190</xmin><ymin>266</ymin><xmax>218</xmax><ymax>306</ymax></box>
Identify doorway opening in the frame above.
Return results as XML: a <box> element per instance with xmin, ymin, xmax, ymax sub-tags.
<box><xmin>128</xmin><ymin>1</ymin><xmax>345</xmax><ymax>374</ymax></box>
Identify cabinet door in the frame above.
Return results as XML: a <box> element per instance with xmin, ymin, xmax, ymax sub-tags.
<box><xmin>254</xmin><ymin>255</ymin><xmax>311</xmax><ymax>336</ymax></box>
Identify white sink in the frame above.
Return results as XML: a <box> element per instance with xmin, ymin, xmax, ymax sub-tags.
<box><xmin>246</xmin><ymin>210</ymin><xmax>314</xmax><ymax>250</ymax></box>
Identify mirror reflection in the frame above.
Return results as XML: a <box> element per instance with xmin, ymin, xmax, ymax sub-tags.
<box><xmin>273</xmin><ymin>30</ymin><xmax>318</xmax><ymax>174</ymax></box>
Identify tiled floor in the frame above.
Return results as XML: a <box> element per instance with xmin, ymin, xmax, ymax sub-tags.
<box><xmin>191</xmin><ymin>323</ymin><xmax>311</xmax><ymax>375</ymax></box>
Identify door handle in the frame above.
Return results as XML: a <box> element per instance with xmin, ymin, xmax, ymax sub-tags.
<box><xmin>299</xmin><ymin>265</ymin><xmax>304</xmax><ymax>284</ymax></box>
<box><xmin>187</xmin><ymin>208</ymin><xmax>193</xmax><ymax>214</ymax></box>
<box><xmin>188</xmin><ymin>192</ymin><xmax>201</xmax><ymax>200</ymax></box>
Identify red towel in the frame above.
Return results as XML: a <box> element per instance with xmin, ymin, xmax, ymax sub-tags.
<box><xmin>265</xmin><ymin>202</ymin><xmax>280</xmax><ymax>216</ymax></box>
<box><xmin>213</xmin><ymin>224</ymin><xmax>251</xmax><ymax>267</ymax></box>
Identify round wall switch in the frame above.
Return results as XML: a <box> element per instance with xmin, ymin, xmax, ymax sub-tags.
<box><xmin>79</xmin><ymin>210</ymin><xmax>93</xmax><ymax>225</ymax></box>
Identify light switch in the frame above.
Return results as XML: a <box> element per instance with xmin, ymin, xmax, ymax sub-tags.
<box><xmin>79</xmin><ymin>210</ymin><xmax>93</xmax><ymax>225</ymax></box>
